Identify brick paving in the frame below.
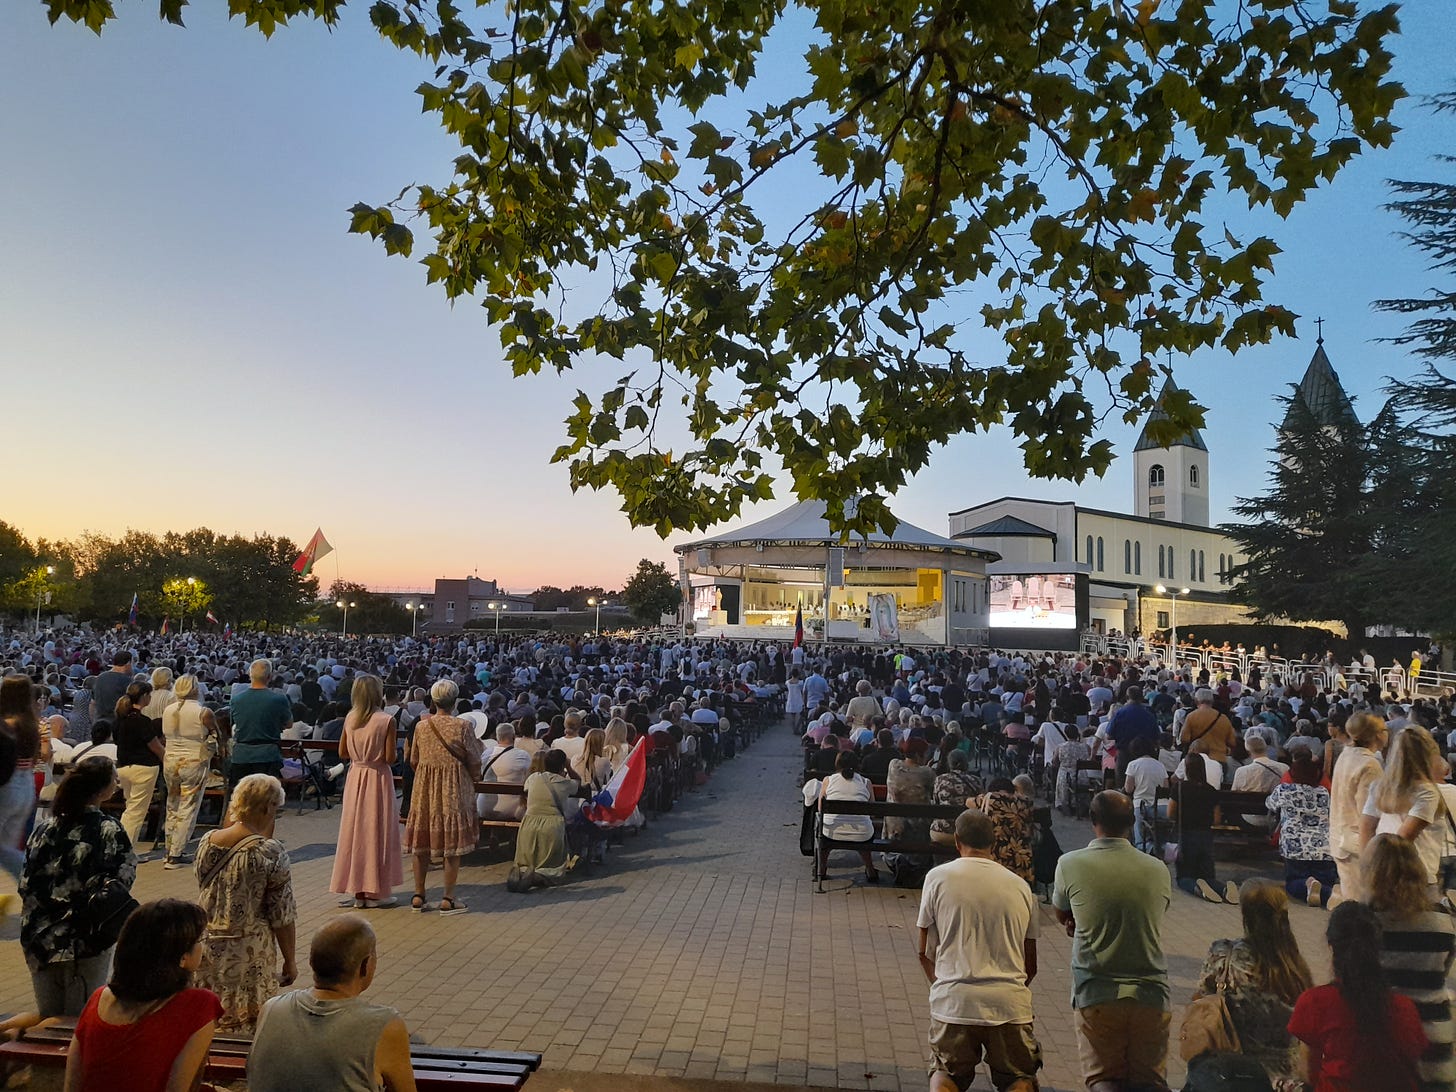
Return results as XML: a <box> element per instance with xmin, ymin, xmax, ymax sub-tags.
<box><xmin>0</xmin><ymin>719</ymin><xmax>1333</xmax><ymax>1091</ymax></box>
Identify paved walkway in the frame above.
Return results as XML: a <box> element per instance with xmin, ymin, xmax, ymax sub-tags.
<box><xmin>1</xmin><ymin>721</ymin><xmax>1331</xmax><ymax>1091</ymax></box>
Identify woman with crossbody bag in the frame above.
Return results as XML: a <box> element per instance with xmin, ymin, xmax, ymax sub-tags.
<box><xmin>401</xmin><ymin>680</ymin><xmax>483</xmax><ymax>915</ymax></box>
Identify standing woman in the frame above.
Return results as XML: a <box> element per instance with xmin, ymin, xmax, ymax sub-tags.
<box><xmin>329</xmin><ymin>674</ymin><xmax>403</xmax><ymax>910</ymax></box>
<box><xmin>113</xmin><ymin>681</ymin><xmax>162</xmax><ymax>852</ymax></box>
<box><xmin>1364</xmin><ymin>835</ymin><xmax>1456</xmax><ymax>1092</ymax></box>
<box><xmin>20</xmin><ymin>757</ymin><xmax>136</xmax><ymax>1016</ymax></box>
<box><xmin>159</xmin><ymin>675</ymin><xmax>217</xmax><ymax>869</ymax></box>
<box><xmin>1360</xmin><ymin>726</ymin><xmax>1453</xmax><ymax>896</ymax></box>
<box><xmin>193</xmin><ymin>774</ymin><xmax>297</xmax><ymax>1034</ymax></box>
<box><xmin>402</xmin><ymin>680</ymin><xmax>482</xmax><ymax>915</ymax></box>
<box><xmin>1330</xmin><ymin>712</ymin><xmax>1387</xmax><ymax>902</ymax></box>
<box><xmin>785</xmin><ymin>669</ymin><xmax>805</xmax><ymax>731</ymax></box>
<box><xmin>0</xmin><ymin>676</ymin><xmax>46</xmax><ymax>882</ymax></box>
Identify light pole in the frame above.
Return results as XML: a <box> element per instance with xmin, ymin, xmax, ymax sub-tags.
<box><xmin>406</xmin><ymin>601</ymin><xmax>420</xmax><ymax>637</ymax></box>
<box><xmin>337</xmin><ymin>599</ymin><xmax>356</xmax><ymax>638</ymax></box>
<box><xmin>34</xmin><ymin>565</ymin><xmax>54</xmax><ymax>635</ymax></box>
<box><xmin>1154</xmin><ymin>584</ymin><xmax>1191</xmax><ymax>663</ymax></box>
<box><xmin>184</xmin><ymin>576</ymin><xmax>196</xmax><ymax>632</ymax></box>
<box><xmin>487</xmin><ymin>601</ymin><xmax>502</xmax><ymax>635</ymax></box>
<box><xmin>588</xmin><ymin>596</ymin><xmax>606</xmax><ymax>633</ymax></box>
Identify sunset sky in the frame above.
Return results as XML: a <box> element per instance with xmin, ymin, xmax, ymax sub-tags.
<box><xmin>1</xmin><ymin>4</ymin><xmax>1450</xmax><ymax>593</ymax></box>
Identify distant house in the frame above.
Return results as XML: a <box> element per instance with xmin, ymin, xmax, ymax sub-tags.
<box><xmin>431</xmin><ymin>577</ymin><xmax>535</xmax><ymax>630</ymax></box>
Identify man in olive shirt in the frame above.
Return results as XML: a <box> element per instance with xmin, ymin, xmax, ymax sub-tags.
<box><xmin>229</xmin><ymin>658</ymin><xmax>292</xmax><ymax>790</ymax></box>
<box><xmin>1052</xmin><ymin>791</ymin><xmax>1171</xmax><ymax>1092</ymax></box>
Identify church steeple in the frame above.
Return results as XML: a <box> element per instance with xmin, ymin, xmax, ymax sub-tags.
<box><xmin>1283</xmin><ymin>332</ymin><xmax>1358</xmax><ymax>430</ymax></box>
<box><xmin>1132</xmin><ymin>378</ymin><xmax>1209</xmax><ymax>526</ymax></box>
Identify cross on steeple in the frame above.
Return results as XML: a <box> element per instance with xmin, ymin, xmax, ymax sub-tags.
<box><xmin>1315</xmin><ymin>316</ymin><xmax>1324</xmax><ymax>345</ymax></box>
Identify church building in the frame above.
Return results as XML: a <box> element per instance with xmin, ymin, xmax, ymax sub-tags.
<box><xmin>948</xmin><ymin>340</ymin><xmax>1360</xmax><ymax>640</ymax></box>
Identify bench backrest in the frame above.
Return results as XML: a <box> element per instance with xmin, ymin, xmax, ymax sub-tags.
<box><xmin>819</xmin><ymin>800</ymin><xmax>964</xmax><ymax>821</ymax></box>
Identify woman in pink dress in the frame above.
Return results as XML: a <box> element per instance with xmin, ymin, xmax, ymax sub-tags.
<box><xmin>328</xmin><ymin>675</ymin><xmax>403</xmax><ymax>909</ymax></box>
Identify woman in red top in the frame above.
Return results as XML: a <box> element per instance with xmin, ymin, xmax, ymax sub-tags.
<box><xmin>65</xmin><ymin>898</ymin><xmax>222</xmax><ymax>1092</ymax></box>
<box><xmin>1288</xmin><ymin>901</ymin><xmax>1427</xmax><ymax>1091</ymax></box>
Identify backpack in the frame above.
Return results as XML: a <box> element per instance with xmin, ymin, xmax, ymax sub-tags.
<box><xmin>1181</xmin><ymin>1050</ymin><xmax>1272</xmax><ymax>1092</ymax></box>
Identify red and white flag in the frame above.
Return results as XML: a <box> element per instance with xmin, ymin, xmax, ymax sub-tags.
<box><xmin>292</xmin><ymin>528</ymin><xmax>333</xmax><ymax>575</ymax></box>
<box><xmin>582</xmin><ymin>738</ymin><xmax>648</xmax><ymax>826</ymax></box>
<box><xmin>205</xmin><ymin>610</ymin><xmax>218</xmax><ymax>625</ymax></box>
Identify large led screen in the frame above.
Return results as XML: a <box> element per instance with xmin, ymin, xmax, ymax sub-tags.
<box><xmin>988</xmin><ymin>573</ymin><xmax>1077</xmax><ymax>629</ymax></box>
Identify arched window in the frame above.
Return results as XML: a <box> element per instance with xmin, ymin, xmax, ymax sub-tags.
<box><xmin>1097</xmin><ymin>537</ymin><xmax>1105</xmax><ymax>572</ymax></box>
<box><xmin>1190</xmin><ymin>549</ymin><xmax>1197</xmax><ymax>581</ymax></box>
<box><xmin>1085</xmin><ymin>535</ymin><xmax>1093</xmax><ymax>565</ymax></box>
<box><xmin>1198</xmin><ymin>550</ymin><xmax>1205</xmax><ymax>583</ymax></box>
<box><xmin>1149</xmin><ymin>464</ymin><xmax>1165</xmax><ymax>488</ymax></box>
<box><xmin>1189</xmin><ymin>464</ymin><xmax>1200</xmax><ymax>487</ymax></box>
<box><xmin>1124</xmin><ymin>539</ymin><xmax>1132</xmax><ymax>574</ymax></box>
<box><xmin>1218</xmin><ymin>553</ymin><xmax>1225</xmax><ymax>582</ymax></box>
<box><xmin>1167</xmin><ymin>547</ymin><xmax>1174</xmax><ymax>580</ymax></box>
<box><xmin>1134</xmin><ymin>542</ymin><xmax>1142</xmax><ymax>575</ymax></box>
<box><xmin>1157</xmin><ymin>544</ymin><xmax>1165</xmax><ymax>578</ymax></box>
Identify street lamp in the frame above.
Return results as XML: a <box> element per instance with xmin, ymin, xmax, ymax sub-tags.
<box><xmin>337</xmin><ymin>599</ymin><xmax>356</xmax><ymax>638</ymax></box>
<box><xmin>184</xmin><ymin>576</ymin><xmax>196</xmax><ymax>632</ymax></box>
<box><xmin>405</xmin><ymin>601</ymin><xmax>421</xmax><ymax>637</ymax></box>
<box><xmin>487</xmin><ymin>601</ymin><xmax>502</xmax><ymax>634</ymax></box>
<box><xmin>587</xmin><ymin>596</ymin><xmax>602</xmax><ymax>633</ymax></box>
<box><xmin>1154</xmin><ymin>584</ymin><xmax>1191</xmax><ymax>661</ymax></box>
<box><xmin>34</xmin><ymin>565</ymin><xmax>55</xmax><ymax>635</ymax></box>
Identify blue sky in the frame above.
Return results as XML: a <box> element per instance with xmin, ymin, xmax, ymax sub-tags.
<box><xmin>1</xmin><ymin>2</ymin><xmax>1451</xmax><ymax>591</ymax></box>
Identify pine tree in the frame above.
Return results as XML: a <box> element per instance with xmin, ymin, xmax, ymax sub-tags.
<box><xmin>1223</xmin><ymin>392</ymin><xmax>1372</xmax><ymax>640</ymax></box>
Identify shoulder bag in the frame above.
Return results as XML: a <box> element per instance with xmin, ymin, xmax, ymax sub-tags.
<box><xmin>197</xmin><ymin>833</ymin><xmax>266</xmax><ymax>892</ymax></box>
<box><xmin>426</xmin><ymin>718</ymin><xmax>482</xmax><ymax>781</ymax></box>
<box><xmin>1178</xmin><ymin>992</ymin><xmax>1241</xmax><ymax>1061</ymax></box>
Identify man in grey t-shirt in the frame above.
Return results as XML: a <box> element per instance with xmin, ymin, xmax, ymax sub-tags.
<box><xmin>90</xmin><ymin>649</ymin><xmax>134</xmax><ymax>722</ymax></box>
<box><xmin>249</xmin><ymin>917</ymin><xmax>414</xmax><ymax>1092</ymax></box>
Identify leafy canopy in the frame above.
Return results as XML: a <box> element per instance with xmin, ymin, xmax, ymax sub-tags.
<box><xmin>620</xmin><ymin>558</ymin><xmax>678</xmax><ymax>624</ymax></box>
<box><xmin>45</xmin><ymin>0</ymin><xmax>1402</xmax><ymax>537</ymax></box>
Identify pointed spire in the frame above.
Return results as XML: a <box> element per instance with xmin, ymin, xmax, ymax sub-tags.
<box><xmin>1133</xmin><ymin>378</ymin><xmax>1208</xmax><ymax>452</ymax></box>
<box><xmin>1282</xmin><ymin>337</ymin><xmax>1358</xmax><ymax>430</ymax></box>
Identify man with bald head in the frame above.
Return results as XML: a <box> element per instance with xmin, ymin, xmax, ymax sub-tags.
<box><xmin>1052</xmin><ymin>791</ymin><xmax>1171</xmax><ymax>1092</ymax></box>
<box><xmin>249</xmin><ymin>915</ymin><xmax>416</xmax><ymax>1092</ymax></box>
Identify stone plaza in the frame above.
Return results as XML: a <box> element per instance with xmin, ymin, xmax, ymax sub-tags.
<box><xmin>1</xmin><ymin>718</ymin><xmax>1329</xmax><ymax>1091</ymax></box>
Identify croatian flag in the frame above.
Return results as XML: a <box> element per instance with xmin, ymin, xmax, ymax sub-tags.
<box><xmin>127</xmin><ymin>593</ymin><xmax>138</xmax><ymax>626</ymax></box>
<box><xmin>582</xmin><ymin>738</ymin><xmax>647</xmax><ymax>826</ymax></box>
<box><xmin>793</xmin><ymin>606</ymin><xmax>804</xmax><ymax>649</ymax></box>
<box><xmin>223</xmin><ymin>622</ymin><xmax>233</xmax><ymax>640</ymax></box>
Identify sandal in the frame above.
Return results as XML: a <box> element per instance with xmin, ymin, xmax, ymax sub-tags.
<box><xmin>438</xmin><ymin>896</ymin><xmax>468</xmax><ymax>917</ymax></box>
<box><xmin>410</xmin><ymin>893</ymin><xmax>430</xmax><ymax>913</ymax></box>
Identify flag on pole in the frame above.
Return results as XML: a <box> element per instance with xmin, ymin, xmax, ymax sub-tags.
<box><xmin>793</xmin><ymin>605</ymin><xmax>804</xmax><ymax>649</ymax></box>
<box><xmin>292</xmin><ymin>528</ymin><xmax>334</xmax><ymax>575</ymax></box>
<box><xmin>581</xmin><ymin>738</ymin><xmax>648</xmax><ymax>826</ymax></box>
<box><xmin>160</xmin><ymin>617</ymin><xmax>170</xmax><ymax>636</ymax></box>
<box><xmin>223</xmin><ymin>621</ymin><xmax>232</xmax><ymax>640</ymax></box>
<box><xmin>205</xmin><ymin>610</ymin><xmax>218</xmax><ymax>625</ymax></box>
<box><xmin>127</xmin><ymin>593</ymin><xmax>138</xmax><ymax>626</ymax></box>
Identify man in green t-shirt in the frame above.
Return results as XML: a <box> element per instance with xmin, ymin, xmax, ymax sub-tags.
<box><xmin>1052</xmin><ymin>791</ymin><xmax>1171</xmax><ymax>1092</ymax></box>
<box><xmin>229</xmin><ymin>658</ymin><xmax>292</xmax><ymax>790</ymax></box>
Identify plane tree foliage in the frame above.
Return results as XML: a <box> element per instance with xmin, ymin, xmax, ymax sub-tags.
<box><xmin>42</xmin><ymin>0</ymin><xmax>1402</xmax><ymax>537</ymax></box>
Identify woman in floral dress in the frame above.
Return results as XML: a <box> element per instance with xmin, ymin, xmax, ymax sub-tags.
<box><xmin>402</xmin><ymin>679</ymin><xmax>482</xmax><ymax>915</ymax></box>
<box><xmin>193</xmin><ymin>774</ymin><xmax>297</xmax><ymax>1033</ymax></box>
<box><xmin>970</xmin><ymin>777</ymin><xmax>1035</xmax><ymax>885</ymax></box>
<box><xmin>930</xmin><ymin>750</ymin><xmax>981</xmax><ymax>847</ymax></box>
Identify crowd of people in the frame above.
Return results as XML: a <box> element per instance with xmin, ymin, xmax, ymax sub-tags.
<box><xmin>4</xmin><ymin>624</ymin><xmax>1456</xmax><ymax>1091</ymax></box>
<box><xmin>791</xmin><ymin>642</ymin><xmax>1456</xmax><ymax>1092</ymax></box>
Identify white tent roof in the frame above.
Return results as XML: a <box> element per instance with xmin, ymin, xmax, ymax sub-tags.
<box><xmin>675</xmin><ymin>499</ymin><xmax>999</xmax><ymax>560</ymax></box>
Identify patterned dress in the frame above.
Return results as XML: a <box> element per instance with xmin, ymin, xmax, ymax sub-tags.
<box><xmin>931</xmin><ymin>770</ymin><xmax>982</xmax><ymax>836</ymax></box>
<box><xmin>402</xmin><ymin>715</ymin><xmax>482</xmax><ymax>861</ymax></box>
<box><xmin>1195</xmin><ymin>937</ymin><xmax>1302</xmax><ymax>1089</ymax></box>
<box><xmin>970</xmin><ymin>790</ymin><xmax>1035</xmax><ymax>885</ymax></box>
<box><xmin>193</xmin><ymin>833</ymin><xmax>297</xmax><ymax>1034</ymax></box>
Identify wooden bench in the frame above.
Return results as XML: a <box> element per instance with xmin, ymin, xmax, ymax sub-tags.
<box><xmin>1149</xmin><ymin>786</ymin><xmax>1274</xmax><ymax>857</ymax></box>
<box><xmin>0</xmin><ymin>1017</ymin><xmax>542</xmax><ymax>1089</ymax></box>
<box><xmin>813</xmin><ymin>799</ymin><xmax>965</xmax><ymax>892</ymax></box>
